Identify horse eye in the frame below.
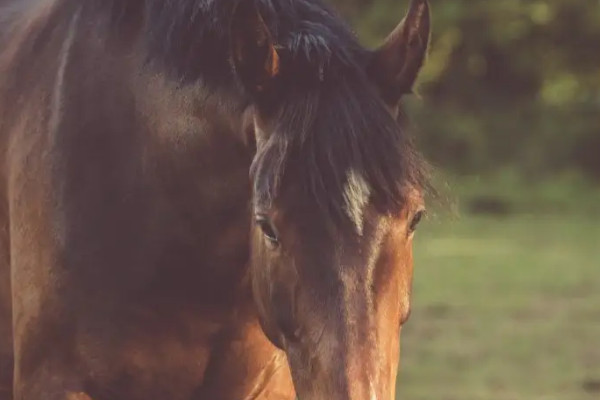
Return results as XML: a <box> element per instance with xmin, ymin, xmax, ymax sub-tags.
<box><xmin>409</xmin><ymin>210</ymin><xmax>425</xmax><ymax>233</ymax></box>
<box><xmin>256</xmin><ymin>216</ymin><xmax>279</xmax><ymax>246</ymax></box>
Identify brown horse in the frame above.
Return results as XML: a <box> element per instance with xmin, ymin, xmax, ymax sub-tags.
<box><xmin>0</xmin><ymin>0</ymin><xmax>431</xmax><ymax>399</ymax></box>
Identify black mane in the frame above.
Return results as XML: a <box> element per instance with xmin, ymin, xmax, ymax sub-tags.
<box><xmin>250</xmin><ymin>68</ymin><xmax>428</xmax><ymax>223</ymax></box>
<box><xmin>130</xmin><ymin>0</ymin><xmax>428</xmax><ymax>221</ymax></box>
<box><xmin>89</xmin><ymin>0</ymin><xmax>362</xmax><ymax>85</ymax></box>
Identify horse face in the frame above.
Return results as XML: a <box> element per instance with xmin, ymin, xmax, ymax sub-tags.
<box><xmin>250</xmin><ymin>183</ymin><xmax>425</xmax><ymax>400</ymax></box>
<box><xmin>232</xmin><ymin>1</ymin><xmax>430</xmax><ymax>399</ymax></box>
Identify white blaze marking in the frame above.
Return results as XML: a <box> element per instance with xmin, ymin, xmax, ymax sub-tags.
<box><xmin>343</xmin><ymin>169</ymin><xmax>371</xmax><ymax>235</ymax></box>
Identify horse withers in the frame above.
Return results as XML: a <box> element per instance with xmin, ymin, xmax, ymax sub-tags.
<box><xmin>0</xmin><ymin>0</ymin><xmax>431</xmax><ymax>399</ymax></box>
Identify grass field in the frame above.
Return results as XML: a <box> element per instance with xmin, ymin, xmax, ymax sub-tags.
<box><xmin>395</xmin><ymin>211</ymin><xmax>600</xmax><ymax>400</ymax></box>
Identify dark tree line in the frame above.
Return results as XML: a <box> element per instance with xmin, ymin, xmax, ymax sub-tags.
<box><xmin>329</xmin><ymin>0</ymin><xmax>600</xmax><ymax>181</ymax></box>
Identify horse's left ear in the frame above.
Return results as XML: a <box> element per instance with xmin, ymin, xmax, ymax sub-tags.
<box><xmin>230</xmin><ymin>0</ymin><xmax>280</xmax><ymax>96</ymax></box>
<box><xmin>367</xmin><ymin>0</ymin><xmax>431</xmax><ymax>104</ymax></box>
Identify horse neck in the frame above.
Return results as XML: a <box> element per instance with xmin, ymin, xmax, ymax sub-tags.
<box><xmin>1</xmin><ymin>0</ymin><xmax>256</xmax><ymax>308</ymax></box>
<box><xmin>129</xmin><ymin>73</ymin><xmax>255</xmax><ymax>308</ymax></box>
<box><xmin>117</xmin><ymin>0</ymin><xmax>259</xmax><ymax>313</ymax></box>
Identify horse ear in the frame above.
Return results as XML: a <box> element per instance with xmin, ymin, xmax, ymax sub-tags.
<box><xmin>230</xmin><ymin>0</ymin><xmax>280</xmax><ymax>96</ymax></box>
<box><xmin>367</xmin><ymin>0</ymin><xmax>430</xmax><ymax>104</ymax></box>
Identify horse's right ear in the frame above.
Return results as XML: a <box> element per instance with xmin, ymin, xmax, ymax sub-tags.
<box><xmin>367</xmin><ymin>0</ymin><xmax>430</xmax><ymax>105</ymax></box>
<box><xmin>230</xmin><ymin>0</ymin><xmax>280</xmax><ymax>96</ymax></box>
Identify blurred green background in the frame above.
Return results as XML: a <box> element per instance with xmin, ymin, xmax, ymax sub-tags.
<box><xmin>328</xmin><ymin>1</ymin><xmax>600</xmax><ymax>399</ymax></box>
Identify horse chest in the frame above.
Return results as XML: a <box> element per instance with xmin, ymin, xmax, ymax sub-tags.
<box><xmin>75</xmin><ymin>305</ymin><xmax>293</xmax><ymax>400</ymax></box>
<box><xmin>74</xmin><ymin>306</ymin><xmax>223</xmax><ymax>399</ymax></box>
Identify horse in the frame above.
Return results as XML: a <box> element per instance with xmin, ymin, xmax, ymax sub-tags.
<box><xmin>0</xmin><ymin>0</ymin><xmax>431</xmax><ymax>399</ymax></box>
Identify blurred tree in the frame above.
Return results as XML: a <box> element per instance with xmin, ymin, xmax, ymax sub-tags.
<box><xmin>328</xmin><ymin>0</ymin><xmax>600</xmax><ymax>181</ymax></box>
